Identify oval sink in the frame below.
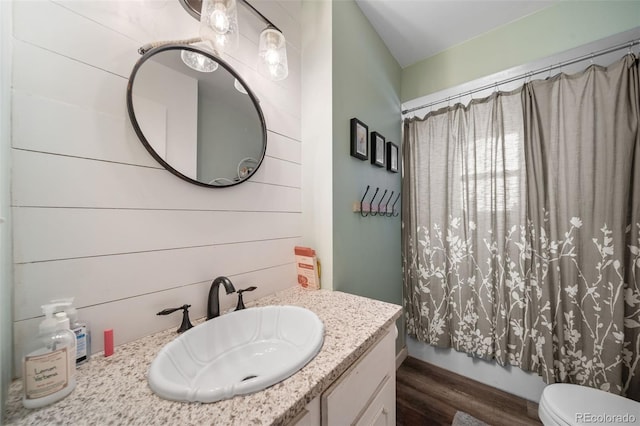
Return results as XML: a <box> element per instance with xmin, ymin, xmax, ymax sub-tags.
<box><xmin>148</xmin><ymin>305</ymin><xmax>324</xmax><ymax>403</ymax></box>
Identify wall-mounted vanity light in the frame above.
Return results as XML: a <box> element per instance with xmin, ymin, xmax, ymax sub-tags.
<box><xmin>176</xmin><ymin>0</ymin><xmax>288</xmax><ymax>81</ymax></box>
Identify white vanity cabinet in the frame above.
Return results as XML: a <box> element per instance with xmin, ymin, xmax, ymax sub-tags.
<box><xmin>289</xmin><ymin>326</ymin><xmax>397</xmax><ymax>426</ymax></box>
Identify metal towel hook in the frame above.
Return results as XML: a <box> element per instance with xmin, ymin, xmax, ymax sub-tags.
<box><xmin>375</xmin><ymin>189</ymin><xmax>388</xmax><ymax>216</ymax></box>
<box><xmin>369</xmin><ymin>187</ymin><xmax>380</xmax><ymax>216</ymax></box>
<box><xmin>383</xmin><ymin>191</ymin><xmax>395</xmax><ymax>216</ymax></box>
<box><xmin>389</xmin><ymin>192</ymin><xmax>401</xmax><ymax>217</ymax></box>
<box><xmin>360</xmin><ymin>185</ymin><xmax>370</xmax><ymax>217</ymax></box>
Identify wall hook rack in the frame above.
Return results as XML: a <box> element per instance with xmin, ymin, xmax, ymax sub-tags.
<box><xmin>353</xmin><ymin>186</ymin><xmax>400</xmax><ymax>217</ymax></box>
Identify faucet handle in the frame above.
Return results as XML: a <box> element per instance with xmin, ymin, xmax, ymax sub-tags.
<box><xmin>235</xmin><ymin>286</ymin><xmax>257</xmax><ymax>311</ymax></box>
<box><xmin>157</xmin><ymin>304</ymin><xmax>194</xmax><ymax>333</ymax></box>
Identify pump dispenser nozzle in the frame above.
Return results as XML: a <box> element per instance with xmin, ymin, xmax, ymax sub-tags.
<box><xmin>39</xmin><ymin>304</ymin><xmax>61</xmax><ymax>336</ymax></box>
<box><xmin>50</xmin><ymin>298</ymin><xmax>74</xmax><ymax>315</ymax></box>
<box><xmin>41</xmin><ymin>304</ymin><xmax>56</xmax><ymax>318</ymax></box>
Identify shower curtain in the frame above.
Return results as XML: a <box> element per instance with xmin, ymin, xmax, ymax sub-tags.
<box><xmin>402</xmin><ymin>54</ymin><xmax>640</xmax><ymax>399</ymax></box>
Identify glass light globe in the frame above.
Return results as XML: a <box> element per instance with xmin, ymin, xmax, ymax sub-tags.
<box><xmin>210</xmin><ymin>3</ymin><xmax>229</xmax><ymax>34</ymax></box>
<box><xmin>181</xmin><ymin>49</ymin><xmax>218</xmax><ymax>73</ymax></box>
<box><xmin>258</xmin><ymin>28</ymin><xmax>288</xmax><ymax>81</ymax></box>
<box><xmin>199</xmin><ymin>0</ymin><xmax>238</xmax><ymax>54</ymax></box>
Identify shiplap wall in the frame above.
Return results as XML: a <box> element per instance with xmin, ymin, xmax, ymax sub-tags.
<box><xmin>11</xmin><ymin>0</ymin><xmax>302</xmax><ymax>375</ymax></box>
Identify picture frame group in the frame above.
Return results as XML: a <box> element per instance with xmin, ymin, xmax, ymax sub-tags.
<box><xmin>350</xmin><ymin>118</ymin><xmax>398</xmax><ymax>173</ymax></box>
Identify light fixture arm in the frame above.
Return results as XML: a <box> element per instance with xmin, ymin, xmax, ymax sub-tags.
<box><xmin>238</xmin><ymin>0</ymin><xmax>281</xmax><ymax>33</ymax></box>
<box><xmin>138</xmin><ymin>37</ymin><xmax>203</xmax><ymax>55</ymax></box>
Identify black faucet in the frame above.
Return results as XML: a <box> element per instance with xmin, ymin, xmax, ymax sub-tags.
<box><xmin>207</xmin><ymin>276</ymin><xmax>236</xmax><ymax>320</ymax></box>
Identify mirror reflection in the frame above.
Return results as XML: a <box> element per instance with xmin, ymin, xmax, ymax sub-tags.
<box><xmin>127</xmin><ymin>45</ymin><xmax>266</xmax><ymax>187</ymax></box>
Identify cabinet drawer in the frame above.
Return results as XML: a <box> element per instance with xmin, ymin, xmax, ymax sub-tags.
<box><xmin>322</xmin><ymin>327</ymin><xmax>395</xmax><ymax>425</ymax></box>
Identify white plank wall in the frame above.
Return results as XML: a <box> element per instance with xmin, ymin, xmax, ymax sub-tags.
<box><xmin>11</xmin><ymin>0</ymin><xmax>302</xmax><ymax>375</ymax></box>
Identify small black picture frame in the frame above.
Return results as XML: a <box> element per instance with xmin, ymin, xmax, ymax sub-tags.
<box><xmin>371</xmin><ymin>132</ymin><xmax>385</xmax><ymax>167</ymax></box>
<box><xmin>386</xmin><ymin>142</ymin><xmax>399</xmax><ymax>173</ymax></box>
<box><xmin>350</xmin><ymin>118</ymin><xmax>368</xmax><ymax>161</ymax></box>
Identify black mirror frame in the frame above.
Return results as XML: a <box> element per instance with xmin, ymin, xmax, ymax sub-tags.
<box><xmin>126</xmin><ymin>44</ymin><xmax>267</xmax><ymax>188</ymax></box>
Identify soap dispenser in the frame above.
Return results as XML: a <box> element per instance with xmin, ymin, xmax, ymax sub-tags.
<box><xmin>22</xmin><ymin>304</ymin><xmax>77</xmax><ymax>409</ymax></box>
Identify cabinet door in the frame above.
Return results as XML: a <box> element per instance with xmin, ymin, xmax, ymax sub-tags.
<box><xmin>354</xmin><ymin>375</ymin><xmax>395</xmax><ymax>426</ymax></box>
<box><xmin>321</xmin><ymin>328</ymin><xmax>395</xmax><ymax>425</ymax></box>
<box><xmin>287</xmin><ymin>396</ymin><xmax>321</xmax><ymax>426</ymax></box>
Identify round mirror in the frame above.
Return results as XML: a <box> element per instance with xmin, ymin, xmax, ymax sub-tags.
<box><xmin>127</xmin><ymin>44</ymin><xmax>266</xmax><ymax>187</ymax></box>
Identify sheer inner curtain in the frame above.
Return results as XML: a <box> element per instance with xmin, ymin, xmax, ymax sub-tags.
<box><xmin>402</xmin><ymin>54</ymin><xmax>640</xmax><ymax>399</ymax></box>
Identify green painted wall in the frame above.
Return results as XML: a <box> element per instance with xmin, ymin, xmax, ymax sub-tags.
<box><xmin>401</xmin><ymin>0</ymin><xmax>640</xmax><ymax>102</ymax></box>
<box><xmin>331</xmin><ymin>0</ymin><xmax>404</xmax><ymax>349</ymax></box>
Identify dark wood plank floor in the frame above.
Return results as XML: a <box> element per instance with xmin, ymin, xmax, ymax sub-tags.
<box><xmin>397</xmin><ymin>356</ymin><xmax>542</xmax><ymax>426</ymax></box>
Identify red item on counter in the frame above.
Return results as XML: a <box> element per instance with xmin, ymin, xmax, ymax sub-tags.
<box><xmin>104</xmin><ymin>329</ymin><xmax>114</xmax><ymax>357</ymax></box>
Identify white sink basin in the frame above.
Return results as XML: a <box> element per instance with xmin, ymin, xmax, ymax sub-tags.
<box><xmin>148</xmin><ymin>305</ymin><xmax>324</xmax><ymax>403</ymax></box>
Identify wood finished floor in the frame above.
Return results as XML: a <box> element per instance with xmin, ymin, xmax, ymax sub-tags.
<box><xmin>396</xmin><ymin>356</ymin><xmax>542</xmax><ymax>426</ymax></box>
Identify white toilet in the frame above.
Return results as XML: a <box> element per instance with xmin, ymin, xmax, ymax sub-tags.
<box><xmin>538</xmin><ymin>383</ymin><xmax>640</xmax><ymax>425</ymax></box>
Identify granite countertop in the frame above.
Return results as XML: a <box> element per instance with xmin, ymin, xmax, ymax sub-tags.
<box><xmin>5</xmin><ymin>287</ymin><xmax>402</xmax><ymax>425</ymax></box>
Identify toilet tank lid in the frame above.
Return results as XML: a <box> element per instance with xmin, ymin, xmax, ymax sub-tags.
<box><xmin>541</xmin><ymin>384</ymin><xmax>640</xmax><ymax>424</ymax></box>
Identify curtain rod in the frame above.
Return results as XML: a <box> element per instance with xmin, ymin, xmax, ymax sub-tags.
<box><xmin>402</xmin><ymin>38</ymin><xmax>640</xmax><ymax>116</ymax></box>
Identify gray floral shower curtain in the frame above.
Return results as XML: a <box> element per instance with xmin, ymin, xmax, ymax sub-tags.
<box><xmin>402</xmin><ymin>54</ymin><xmax>640</xmax><ymax>399</ymax></box>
